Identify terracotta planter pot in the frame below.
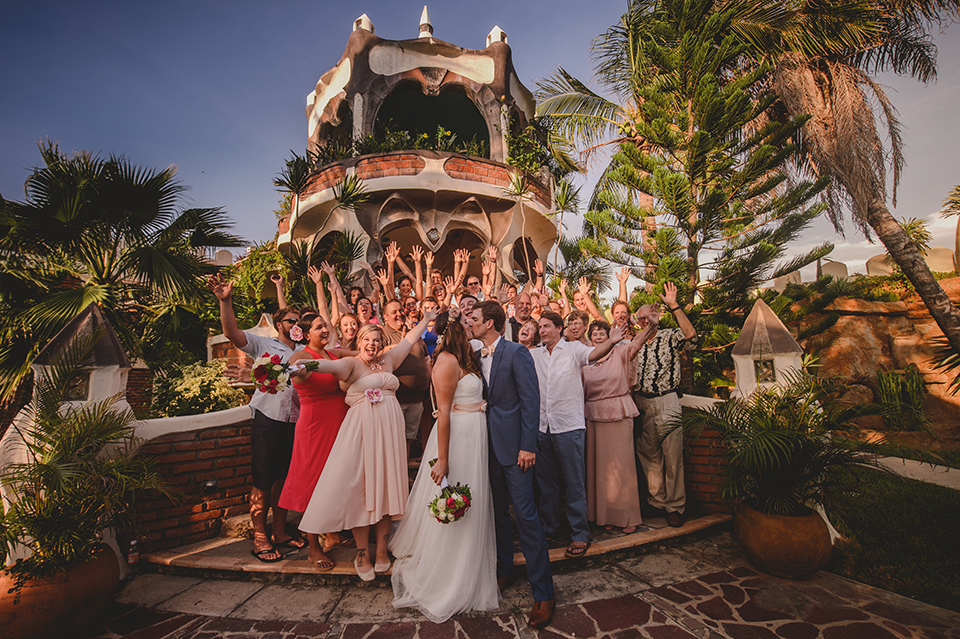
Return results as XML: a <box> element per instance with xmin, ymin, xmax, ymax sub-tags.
<box><xmin>0</xmin><ymin>544</ymin><xmax>120</xmax><ymax>639</ymax></box>
<box><xmin>733</xmin><ymin>501</ymin><xmax>831</xmax><ymax>579</ymax></box>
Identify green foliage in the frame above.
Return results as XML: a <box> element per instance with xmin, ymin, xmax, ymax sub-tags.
<box><xmin>0</xmin><ymin>332</ymin><xmax>170</xmax><ymax>595</ymax></box>
<box><xmin>897</xmin><ymin>216</ymin><xmax>932</xmax><ymax>256</ymax></box>
<box><xmin>675</xmin><ymin>373</ymin><xmax>885</xmax><ymax>516</ymax></box>
<box><xmin>151</xmin><ymin>359</ymin><xmax>248</xmax><ymax>418</ymax></box>
<box><xmin>876</xmin><ymin>366</ymin><xmax>928</xmax><ymax>432</ymax></box>
<box><xmin>827</xmin><ymin>468</ymin><xmax>960</xmax><ymax>613</ymax></box>
<box><xmin>929</xmin><ymin>335</ymin><xmax>960</xmax><ymax>396</ymax></box>
<box><xmin>506</xmin><ymin>125</ymin><xmax>549</xmax><ymax>176</ymax></box>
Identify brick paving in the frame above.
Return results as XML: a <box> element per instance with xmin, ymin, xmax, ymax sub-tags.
<box><xmin>81</xmin><ymin>532</ymin><xmax>960</xmax><ymax>639</ymax></box>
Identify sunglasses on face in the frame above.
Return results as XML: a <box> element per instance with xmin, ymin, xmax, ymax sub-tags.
<box><xmin>280</xmin><ymin>318</ymin><xmax>298</xmax><ymax>325</ymax></box>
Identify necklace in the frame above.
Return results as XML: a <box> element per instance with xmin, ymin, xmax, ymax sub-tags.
<box><xmin>362</xmin><ymin>355</ymin><xmax>385</xmax><ymax>371</ymax></box>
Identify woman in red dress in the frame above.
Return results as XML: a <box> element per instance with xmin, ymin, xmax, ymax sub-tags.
<box><xmin>279</xmin><ymin>313</ymin><xmax>350</xmax><ymax>570</ymax></box>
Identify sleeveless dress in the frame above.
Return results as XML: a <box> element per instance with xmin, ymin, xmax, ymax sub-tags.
<box><xmin>390</xmin><ymin>373</ymin><xmax>499</xmax><ymax>623</ymax></box>
<box><xmin>299</xmin><ymin>372</ymin><xmax>408</xmax><ymax>533</ymax></box>
<box><xmin>278</xmin><ymin>348</ymin><xmax>348</xmax><ymax>513</ymax></box>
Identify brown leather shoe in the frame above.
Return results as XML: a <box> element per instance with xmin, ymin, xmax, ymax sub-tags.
<box><xmin>528</xmin><ymin>598</ymin><xmax>555</xmax><ymax>629</ymax></box>
<box><xmin>667</xmin><ymin>511</ymin><xmax>684</xmax><ymax>527</ymax></box>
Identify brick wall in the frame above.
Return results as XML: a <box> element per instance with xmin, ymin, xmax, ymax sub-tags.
<box><xmin>135</xmin><ymin>422</ymin><xmax>253</xmax><ymax>550</ymax></box>
<box><xmin>684</xmin><ymin>426</ymin><xmax>731</xmax><ymax>514</ymax></box>
<box><xmin>443</xmin><ymin>157</ymin><xmax>551</xmax><ymax>208</ymax></box>
<box><xmin>304</xmin><ymin>165</ymin><xmax>347</xmax><ymax>198</ymax></box>
<box><xmin>356</xmin><ymin>153</ymin><xmax>426</xmax><ymax>180</ymax></box>
<box><xmin>125</xmin><ymin>368</ymin><xmax>153</xmax><ymax>414</ymax></box>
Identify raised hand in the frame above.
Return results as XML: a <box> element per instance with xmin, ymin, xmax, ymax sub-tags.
<box><xmin>207</xmin><ymin>274</ymin><xmax>233</xmax><ymax>300</ymax></box>
<box><xmin>616</xmin><ymin>266</ymin><xmax>630</xmax><ymax>284</ymax></box>
<box><xmin>578</xmin><ymin>276</ymin><xmax>591</xmax><ymax>296</ymax></box>
<box><xmin>609</xmin><ymin>322</ymin><xmax>625</xmax><ymax>343</ymax></box>
<box><xmin>534</xmin><ymin>258</ymin><xmax>544</xmax><ymax>276</ymax></box>
<box><xmin>270</xmin><ymin>272</ymin><xmax>285</xmax><ymax>286</ymax></box>
<box><xmin>411</xmin><ymin>245</ymin><xmax>424</xmax><ymax>263</ymax></box>
<box><xmin>307</xmin><ymin>265</ymin><xmax>323</xmax><ymax>284</ymax></box>
<box><xmin>424</xmin><ymin>250</ymin><xmax>434</xmax><ymax>267</ymax></box>
<box><xmin>486</xmin><ymin>245</ymin><xmax>498</xmax><ymax>262</ymax></box>
<box><xmin>481</xmin><ymin>259</ymin><xmax>493</xmax><ymax>276</ymax></box>
<box><xmin>444</xmin><ymin>275</ymin><xmax>458</xmax><ymax>295</ymax></box>
<box><xmin>358</xmin><ymin>260</ymin><xmax>375</xmax><ymax>274</ymax></box>
<box><xmin>558</xmin><ymin>278</ymin><xmax>568</xmax><ymax>294</ymax></box>
<box><xmin>320</xmin><ymin>260</ymin><xmax>336</xmax><ymax>276</ymax></box>
<box><xmin>661</xmin><ymin>281</ymin><xmax>679</xmax><ymax>307</ymax></box>
<box><xmin>453</xmin><ymin>249</ymin><xmax>463</xmax><ymax>264</ymax></box>
<box><xmin>422</xmin><ymin>308</ymin><xmax>438</xmax><ymax>322</ymax></box>
<box><xmin>376</xmin><ymin>268</ymin><xmax>390</xmax><ymax>288</ymax></box>
<box><xmin>498</xmin><ymin>283</ymin><xmax>512</xmax><ymax>303</ymax></box>
<box><xmin>386</xmin><ymin>241</ymin><xmax>401</xmax><ymax>263</ymax></box>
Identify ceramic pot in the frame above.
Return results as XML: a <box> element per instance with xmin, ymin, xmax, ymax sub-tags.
<box><xmin>0</xmin><ymin>544</ymin><xmax>120</xmax><ymax>639</ymax></box>
<box><xmin>734</xmin><ymin>501</ymin><xmax>831</xmax><ymax>579</ymax></box>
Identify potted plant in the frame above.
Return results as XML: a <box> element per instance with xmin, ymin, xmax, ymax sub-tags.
<box><xmin>675</xmin><ymin>372</ymin><xmax>883</xmax><ymax>578</ymax></box>
<box><xmin>0</xmin><ymin>336</ymin><xmax>168</xmax><ymax>639</ymax></box>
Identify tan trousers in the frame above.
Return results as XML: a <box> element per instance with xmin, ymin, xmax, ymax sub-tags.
<box><xmin>635</xmin><ymin>393</ymin><xmax>685</xmax><ymax>514</ymax></box>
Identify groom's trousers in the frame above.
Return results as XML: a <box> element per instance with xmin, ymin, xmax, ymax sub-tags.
<box><xmin>490</xmin><ymin>460</ymin><xmax>555</xmax><ymax>602</ymax></box>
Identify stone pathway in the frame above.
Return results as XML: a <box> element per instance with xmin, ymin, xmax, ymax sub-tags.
<box><xmin>82</xmin><ymin>532</ymin><xmax>960</xmax><ymax>639</ymax></box>
<box><xmin>877</xmin><ymin>456</ymin><xmax>960</xmax><ymax>491</ymax></box>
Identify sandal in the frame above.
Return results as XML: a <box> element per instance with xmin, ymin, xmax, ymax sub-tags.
<box><xmin>250</xmin><ymin>547</ymin><xmax>283</xmax><ymax>563</ymax></box>
<box><xmin>623</xmin><ymin>526</ymin><xmax>638</xmax><ymax>534</ymax></box>
<box><xmin>322</xmin><ymin>533</ymin><xmax>357</xmax><ymax>552</ymax></box>
<box><xmin>603</xmin><ymin>525</ymin><xmax>615</xmax><ymax>532</ymax></box>
<box><xmin>565</xmin><ymin>541</ymin><xmax>590</xmax><ymax>558</ymax></box>
<box><xmin>312</xmin><ymin>558</ymin><xmax>335</xmax><ymax>572</ymax></box>
<box><xmin>273</xmin><ymin>535</ymin><xmax>307</xmax><ymax>551</ymax></box>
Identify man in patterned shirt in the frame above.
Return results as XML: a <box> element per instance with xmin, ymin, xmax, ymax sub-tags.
<box><xmin>634</xmin><ymin>282</ymin><xmax>697</xmax><ymax>527</ymax></box>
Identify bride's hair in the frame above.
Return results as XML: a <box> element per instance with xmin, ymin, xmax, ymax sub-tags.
<box><xmin>433</xmin><ymin>311</ymin><xmax>482</xmax><ymax>378</ymax></box>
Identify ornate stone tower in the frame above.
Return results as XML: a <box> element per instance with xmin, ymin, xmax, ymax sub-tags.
<box><xmin>276</xmin><ymin>9</ymin><xmax>557</xmax><ymax>283</ymax></box>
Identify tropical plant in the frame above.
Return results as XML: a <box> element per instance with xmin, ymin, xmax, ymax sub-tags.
<box><xmin>674</xmin><ymin>372</ymin><xmax>884</xmax><ymax>516</ymax></box>
<box><xmin>150</xmin><ymin>359</ymin><xmax>248</xmax><ymax>418</ymax></box>
<box><xmin>0</xmin><ymin>141</ymin><xmax>243</xmax><ymax>401</ymax></box>
<box><xmin>0</xmin><ymin>332</ymin><xmax>168</xmax><ymax>597</ymax></box>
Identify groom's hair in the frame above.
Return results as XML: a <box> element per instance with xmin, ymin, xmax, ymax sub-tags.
<box><xmin>477</xmin><ymin>300</ymin><xmax>506</xmax><ymax>333</ymax></box>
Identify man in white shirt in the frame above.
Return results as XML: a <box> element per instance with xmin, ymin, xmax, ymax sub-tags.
<box><xmin>532</xmin><ymin>311</ymin><xmax>623</xmax><ymax>558</ymax></box>
<box><xmin>209</xmin><ymin>274</ymin><xmax>306</xmax><ymax>563</ymax></box>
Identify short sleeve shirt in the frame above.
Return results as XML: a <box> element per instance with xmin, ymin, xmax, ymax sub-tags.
<box><xmin>239</xmin><ymin>332</ymin><xmax>303</xmax><ymax>423</ymax></box>
<box><xmin>531</xmin><ymin>340</ymin><xmax>593</xmax><ymax>434</ymax></box>
<box><xmin>634</xmin><ymin>328</ymin><xmax>697</xmax><ymax>394</ymax></box>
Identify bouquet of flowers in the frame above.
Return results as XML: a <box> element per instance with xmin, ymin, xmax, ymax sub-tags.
<box><xmin>427</xmin><ymin>459</ymin><xmax>472</xmax><ymax>524</ymax></box>
<box><xmin>250</xmin><ymin>353</ymin><xmax>317</xmax><ymax>394</ymax></box>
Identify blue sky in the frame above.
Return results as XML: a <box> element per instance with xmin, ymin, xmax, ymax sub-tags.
<box><xmin>1</xmin><ymin>1</ymin><xmax>957</xmax><ymax>278</ymax></box>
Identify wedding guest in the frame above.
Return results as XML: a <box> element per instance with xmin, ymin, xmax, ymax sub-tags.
<box><xmin>532</xmin><ymin>311</ymin><xmax>622</xmax><ymax>559</ymax></box>
<box><xmin>506</xmin><ymin>292</ymin><xmax>533</xmax><ymax>342</ymax></box>
<box><xmin>564</xmin><ymin>310</ymin><xmax>590</xmax><ymax>344</ymax></box>
<box><xmin>208</xmin><ymin>274</ymin><xmax>305</xmax><ymax>562</ymax></box>
<box><xmin>336</xmin><ymin>313</ymin><xmax>360</xmax><ymax>350</ymax></box>
<box><xmin>356</xmin><ymin>297</ymin><xmax>377</xmax><ymax>325</ymax></box>
<box><xmin>279</xmin><ymin>313</ymin><xmax>351</xmax><ymax>570</ymax></box>
<box><xmin>634</xmin><ymin>282</ymin><xmax>697</xmax><ymax>528</ymax></box>
<box><xmin>517</xmin><ymin>319</ymin><xmax>541</xmax><ymax>349</ymax></box>
<box><xmin>402</xmin><ymin>295</ymin><xmax>420</xmax><ymax>330</ymax></box>
<box><xmin>382</xmin><ymin>299</ymin><xmax>431</xmax><ymax>460</ymax></box>
<box><xmin>582</xmin><ymin>320</ymin><xmax>652</xmax><ymax>533</ymax></box>
<box><xmin>421</xmin><ymin>297</ymin><xmax>440</xmax><ymax>356</ymax></box>
<box><xmin>347</xmin><ymin>286</ymin><xmax>365</xmax><ymax>312</ymax></box>
<box><xmin>298</xmin><ymin>311</ymin><xmax>437</xmax><ymax>579</ymax></box>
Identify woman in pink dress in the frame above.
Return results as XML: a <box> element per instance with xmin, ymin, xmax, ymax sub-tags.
<box><xmin>297</xmin><ymin>310</ymin><xmax>437</xmax><ymax>580</ymax></box>
<box><xmin>279</xmin><ymin>314</ymin><xmax>350</xmax><ymax>570</ymax></box>
<box><xmin>582</xmin><ymin>319</ymin><xmax>653</xmax><ymax>533</ymax></box>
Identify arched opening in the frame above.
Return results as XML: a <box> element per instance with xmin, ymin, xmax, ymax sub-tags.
<box><xmin>379</xmin><ymin>225</ymin><xmax>486</xmax><ymax>282</ymax></box>
<box><xmin>374</xmin><ymin>82</ymin><xmax>490</xmax><ymax>157</ymax></box>
<box><xmin>317</xmin><ymin>101</ymin><xmax>354</xmax><ymax>159</ymax></box>
<box><xmin>512</xmin><ymin>237</ymin><xmax>538</xmax><ymax>284</ymax></box>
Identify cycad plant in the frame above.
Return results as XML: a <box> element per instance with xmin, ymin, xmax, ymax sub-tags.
<box><xmin>674</xmin><ymin>373</ymin><xmax>883</xmax><ymax>516</ymax></box>
<box><xmin>0</xmin><ymin>333</ymin><xmax>168</xmax><ymax>596</ymax></box>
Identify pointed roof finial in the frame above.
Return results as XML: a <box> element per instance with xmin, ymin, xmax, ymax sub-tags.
<box><xmin>419</xmin><ymin>6</ymin><xmax>433</xmax><ymax>38</ymax></box>
<box><xmin>486</xmin><ymin>25</ymin><xmax>507</xmax><ymax>47</ymax></box>
<box><xmin>353</xmin><ymin>13</ymin><xmax>374</xmax><ymax>34</ymax></box>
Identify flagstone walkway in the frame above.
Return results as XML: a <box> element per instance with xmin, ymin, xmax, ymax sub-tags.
<box><xmin>83</xmin><ymin>531</ymin><xmax>959</xmax><ymax>639</ymax></box>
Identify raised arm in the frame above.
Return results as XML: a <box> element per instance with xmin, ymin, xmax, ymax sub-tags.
<box><xmin>292</xmin><ymin>354</ymin><xmax>356</xmax><ymax>382</ymax></box>
<box><xmin>207</xmin><ymin>274</ymin><xmax>247</xmax><ymax>349</ymax></box>
<box><xmin>481</xmin><ymin>257</ymin><xmax>494</xmax><ymax>298</ymax></box>
<box><xmin>376</xmin><ymin>267</ymin><xmax>394</xmax><ymax>302</ymax></box>
<box><xmin>321</xmin><ymin>261</ymin><xmax>350</xmax><ymax>314</ymax></box>
<box><xmin>411</xmin><ymin>245</ymin><xmax>424</xmax><ymax>300</ymax></box>
<box><xmin>307</xmin><ymin>265</ymin><xmax>334</xmax><ymax>329</ymax></box>
<box><xmin>385</xmin><ymin>241</ymin><xmax>400</xmax><ymax>300</ymax></box>
<box><xmin>616</xmin><ymin>266</ymin><xmax>630</xmax><ymax>303</ymax></box>
<box><xmin>382</xmin><ymin>310</ymin><xmax>438</xmax><ymax>370</ymax></box>
<box><xmin>578</xmin><ymin>277</ymin><xmax>603</xmax><ymax>321</ymax></box>
<box><xmin>627</xmin><ymin>322</ymin><xmax>656</xmax><ymax>359</ymax></box>
<box><xmin>423</xmin><ymin>250</ymin><xmax>434</xmax><ymax>295</ymax></box>
<box><xmin>558</xmin><ymin>279</ymin><xmax>572</xmax><ymax>317</ymax></box>
<box><xmin>270</xmin><ymin>273</ymin><xmax>288</xmax><ymax>309</ymax></box>
<box><xmin>533</xmin><ymin>258</ymin><xmax>545</xmax><ymax>294</ymax></box>
<box><xmin>661</xmin><ymin>282</ymin><xmax>696</xmax><ymax>340</ymax></box>
<box><xmin>429</xmin><ymin>352</ymin><xmax>459</xmax><ymax>485</ymax></box>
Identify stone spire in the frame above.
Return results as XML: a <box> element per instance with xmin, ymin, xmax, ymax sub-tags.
<box><xmin>353</xmin><ymin>13</ymin><xmax>374</xmax><ymax>34</ymax></box>
<box><xmin>419</xmin><ymin>6</ymin><xmax>433</xmax><ymax>38</ymax></box>
<box><xmin>487</xmin><ymin>26</ymin><xmax>507</xmax><ymax>47</ymax></box>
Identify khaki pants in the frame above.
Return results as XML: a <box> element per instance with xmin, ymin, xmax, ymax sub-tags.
<box><xmin>635</xmin><ymin>393</ymin><xmax>685</xmax><ymax>514</ymax></box>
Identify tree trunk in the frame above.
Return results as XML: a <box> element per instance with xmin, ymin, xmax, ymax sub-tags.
<box><xmin>867</xmin><ymin>198</ymin><xmax>960</xmax><ymax>354</ymax></box>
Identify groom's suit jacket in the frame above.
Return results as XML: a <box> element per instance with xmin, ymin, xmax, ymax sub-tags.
<box><xmin>482</xmin><ymin>339</ymin><xmax>540</xmax><ymax>467</ymax></box>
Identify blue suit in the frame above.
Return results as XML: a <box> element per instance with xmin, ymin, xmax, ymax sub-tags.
<box><xmin>481</xmin><ymin>339</ymin><xmax>554</xmax><ymax>602</ymax></box>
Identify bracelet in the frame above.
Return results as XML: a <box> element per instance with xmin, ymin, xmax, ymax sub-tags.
<box><xmin>668</xmin><ymin>306</ymin><xmax>680</xmax><ymax>313</ymax></box>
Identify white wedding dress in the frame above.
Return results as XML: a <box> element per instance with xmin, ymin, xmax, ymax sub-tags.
<box><xmin>390</xmin><ymin>373</ymin><xmax>499</xmax><ymax>623</ymax></box>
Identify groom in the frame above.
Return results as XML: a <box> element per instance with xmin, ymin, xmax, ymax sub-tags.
<box><xmin>469</xmin><ymin>301</ymin><xmax>555</xmax><ymax>629</ymax></box>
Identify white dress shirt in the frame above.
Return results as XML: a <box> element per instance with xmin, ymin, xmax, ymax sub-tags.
<box><xmin>477</xmin><ymin>335</ymin><xmax>502</xmax><ymax>382</ymax></box>
<box><xmin>239</xmin><ymin>332</ymin><xmax>303</xmax><ymax>423</ymax></box>
<box><xmin>530</xmin><ymin>340</ymin><xmax>593</xmax><ymax>434</ymax></box>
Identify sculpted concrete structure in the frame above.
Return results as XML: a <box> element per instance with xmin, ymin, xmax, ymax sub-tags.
<box><xmin>276</xmin><ymin>9</ymin><xmax>557</xmax><ymax>283</ymax></box>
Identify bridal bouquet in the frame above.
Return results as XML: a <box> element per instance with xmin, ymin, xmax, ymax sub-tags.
<box><xmin>427</xmin><ymin>459</ymin><xmax>472</xmax><ymax>524</ymax></box>
<box><xmin>251</xmin><ymin>353</ymin><xmax>318</xmax><ymax>394</ymax></box>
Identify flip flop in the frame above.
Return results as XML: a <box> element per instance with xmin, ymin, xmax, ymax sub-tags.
<box><xmin>251</xmin><ymin>547</ymin><xmax>283</xmax><ymax>563</ymax></box>
<box><xmin>565</xmin><ymin>541</ymin><xmax>590</xmax><ymax>558</ymax></box>
<box><xmin>273</xmin><ymin>536</ymin><xmax>307</xmax><ymax>550</ymax></box>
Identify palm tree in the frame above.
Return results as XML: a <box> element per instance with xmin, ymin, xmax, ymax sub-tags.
<box><xmin>0</xmin><ymin>140</ymin><xmax>243</xmax><ymax>401</ymax></box>
<box><xmin>941</xmin><ymin>184</ymin><xmax>960</xmax><ymax>265</ymax></box>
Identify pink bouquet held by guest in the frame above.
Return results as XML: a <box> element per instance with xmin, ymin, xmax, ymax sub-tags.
<box><xmin>251</xmin><ymin>348</ymin><xmax>317</xmax><ymax>394</ymax></box>
<box><xmin>427</xmin><ymin>459</ymin><xmax>472</xmax><ymax>524</ymax></box>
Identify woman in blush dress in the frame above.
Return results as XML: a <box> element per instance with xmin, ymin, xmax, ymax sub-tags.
<box><xmin>278</xmin><ymin>313</ymin><xmax>350</xmax><ymax>569</ymax></box>
<box><xmin>390</xmin><ymin>309</ymin><xmax>499</xmax><ymax>623</ymax></box>
<box><xmin>582</xmin><ymin>319</ymin><xmax>653</xmax><ymax>534</ymax></box>
<box><xmin>297</xmin><ymin>311</ymin><xmax>437</xmax><ymax>580</ymax></box>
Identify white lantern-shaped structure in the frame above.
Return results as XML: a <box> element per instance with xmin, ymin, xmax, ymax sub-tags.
<box><xmin>731</xmin><ymin>299</ymin><xmax>804</xmax><ymax>398</ymax></box>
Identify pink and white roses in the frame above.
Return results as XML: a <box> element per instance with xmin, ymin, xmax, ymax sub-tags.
<box><xmin>364</xmin><ymin>388</ymin><xmax>384</xmax><ymax>404</ymax></box>
<box><xmin>250</xmin><ymin>353</ymin><xmax>317</xmax><ymax>394</ymax></box>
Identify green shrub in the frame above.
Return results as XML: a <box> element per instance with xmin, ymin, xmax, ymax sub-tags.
<box><xmin>151</xmin><ymin>360</ymin><xmax>248</xmax><ymax>417</ymax></box>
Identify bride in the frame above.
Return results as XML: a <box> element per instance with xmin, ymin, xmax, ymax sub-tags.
<box><xmin>390</xmin><ymin>308</ymin><xmax>499</xmax><ymax>623</ymax></box>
